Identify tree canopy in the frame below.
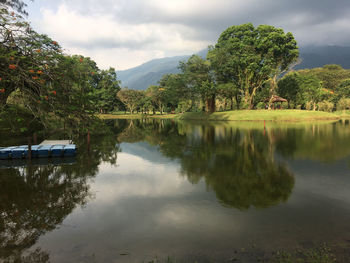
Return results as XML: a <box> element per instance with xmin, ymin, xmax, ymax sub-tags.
<box><xmin>208</xmin><ymin>23</ymin><xmax>299</xmax><ymax>109</ymax></box>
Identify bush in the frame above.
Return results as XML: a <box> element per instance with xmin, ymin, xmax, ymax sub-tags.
<box><xmin>281</xmin><ymin>102</ymin><xmax>289</xmax><ymax>109</ymax></box>
<box><xmin>256</xmin><ymin>102</ymin><xmax>266</xmax><ymax>109</ymax></box>
<box><xmin>318</xmin><ymin>101</ymin><xmax>334</xmax><ymax>112</ymax></box>
<box><xmin>337</xmin><ymin>98</ymin><xmax>350</xmax><ymax>110</ymax></box>
<box><xmin>305</xmin><ymin>101</ymin><xmax>313</xmax><ymax>110</ymax></box>
<box><xmin>296</xmin><ymin>105</ymin><xmax>302</xmax><ymax>110</ymax></box>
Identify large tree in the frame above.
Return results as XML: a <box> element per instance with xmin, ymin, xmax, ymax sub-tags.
<box><xmin>179</xmin><ymin>55</ymin><xmax>216</xmax><ymax>112</ymax></box>
<box><xmin>93</xmin><ymin>68</ymin><xmax>121</xmax><ymax>113</ymax></box>
<box><xmin>208</xmin><ymin>23</ymin><xmax>299</xmax><ymax>109</ymax></box>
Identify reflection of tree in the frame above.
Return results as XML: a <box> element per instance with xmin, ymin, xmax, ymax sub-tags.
<box><xmin>117</xmin><ymin>119</ymin><xmax>295</xmax><ymax>210</ymax></box>
<box><xmin>0</xmin><ymin>124</ymin><xmax>121</xmax><ymax>262</ymax></box>
<box><xmin>179</xmin><ymin>126</ymin><xmax>294</xmax><ymax>210</ymax></box>
<box><xmin>0</xmin><ymin>166</ymin><xmax>91</xmax><ymax>262</ymax></box>
<box><xmin>274</xmin><ymin>121</ymin><xmax>350</xmax><ymax>162</ymax></box>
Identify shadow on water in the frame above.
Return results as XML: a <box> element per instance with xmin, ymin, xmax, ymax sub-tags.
<box><xmin>0</xmin><ymin>121</ymin><xmax>126</xmax><ymax>262</ymax></box>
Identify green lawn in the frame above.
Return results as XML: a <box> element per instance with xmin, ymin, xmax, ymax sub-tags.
<box><xmin>98</xmin><ymin>110</ymin><xmax>349</xmax><ymax>122</ymax></box>
<box><xmin>178</xmin><ymin>110</ymin><xmax>342</xmax><ymax>121</ymax></box>
<box><xmin>98</xmin><ymin>113</ymin><xmax>176</xmax><ymax>119</ymax></box>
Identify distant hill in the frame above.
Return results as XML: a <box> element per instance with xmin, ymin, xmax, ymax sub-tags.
<box><xmin>296</xmin><ymin>46</ymin><xmax>350</xmax><ymax>70</ymax></box>
<box><xmin>117</xmin><ymin>46</ymin><xmax>350</xmax><ymax>90</ymax></box>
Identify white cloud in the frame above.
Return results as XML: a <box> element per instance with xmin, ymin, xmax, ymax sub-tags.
<box><xmin>27</xmin><ymin>0</ymin><xmax>350</xmax><ymax>70</ymax></box>
<box><xmin>32</xmin><ymin>4</ymin><xmax>208</xmax><ymax>70</ymax></box>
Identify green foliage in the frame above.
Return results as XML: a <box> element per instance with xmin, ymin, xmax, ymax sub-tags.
<box><xmin>335</xmin><ymin>79</ymin><xmax>350</xmax><ymax>101</ymax></box>
<box><xmin>336</xmin><ymin>97</ymin><xmax>350</xmax><ymax>110</ymax></box>
<box><xmin>317</xmin><ymin>101</ymin><xmax>334</xmax><ymax>112</ymax></box>
<box><xmin>0</xmin><ymin>6</ymin><xmax>124</xmax><ymax>133</ymax></box>
<box><xmin>179</xmin><ymin>55</ymin><xmax>216</xmax><ymax>112</ymax></box>
<box><xmin>93</xmin><ymin>68</ymin><xmax>121</xmax><ymax>113</ymax></box>
<box><xmin>208</xmin><ymin>23</ymin><xmax>299</xmax><ymax>109</ymax></box>
<box><xmin>117</xmin><ymin>88</ymin><xmax>143</xmax><ymax>113</ymax></box>
<box><xmin>176</xmin><ymin>99</ymin><xmax>192</xmax><ymax>113</ymax></box>
<box><xmin>281</xmin><ymin>101</ymin><xmax>289</xmax><ymax>109</ymax></box>
<box><xmin>256</xmin><ymin>102</ymin><xmax>266</xmax><ymax>109</ymax></box>
<box><xmin>305</xmin><ymin>101</ymin><xmax>313</xmax><ymax>111</ymax></box>
<box><xmin>277</xmin><ymin>72</ymin><xmax>303</xmax><ymax>107</ymax></box>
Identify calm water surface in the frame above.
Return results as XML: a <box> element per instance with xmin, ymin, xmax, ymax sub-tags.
<box><xmin>1</xmin><ymin>119</ymin><xmax>350</xmax><ymax>262</ymax></box>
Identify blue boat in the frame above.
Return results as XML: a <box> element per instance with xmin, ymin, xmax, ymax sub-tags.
<box><xmin>11</xmin><ymin>146</ymin><xmax>27</xmax><ymax>159</ymax></box>
<box><xmin>64</xmin><ymin>145</ymin><xmax>76</xmax><ymax>157</ymax></box>
<box><xmin>38</xmin><ymin>145</ymin><xmax>52</xmax><ymax>158</ymax></box>
<box><xmin>23</xmin><ymin>145</ymin><xmax>41</xmax><ymax>158</ymax></box>
<box><xmin>0</xmin><ymin>141</ymin><xmax>77</xmax><ymax>160</ymax></box>
<box><xmin>51</xmin><ymin>145</ymin><xmax>65</xmax><ymax>157</ymax></box>
<box><xmin>0</xmin><ymin>147</ymin><xmax>11</xmax><ymax>160</ymax></box>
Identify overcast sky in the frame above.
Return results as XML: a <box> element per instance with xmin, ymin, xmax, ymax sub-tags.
<box><xmin>26</xmin><ymin>0</ymin><xmax>350</xmax><ymax>70</ymax></box>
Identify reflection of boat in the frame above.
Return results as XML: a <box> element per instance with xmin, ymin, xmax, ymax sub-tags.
<box><xmin>0</xmin><ymin>140</ymin><xmax>77</xmax><ymax>160</ymax></box>
<box><xmin>0</xmin><ymin>156</ymin><xmax>76</xmax><ymax>168</ymax></box>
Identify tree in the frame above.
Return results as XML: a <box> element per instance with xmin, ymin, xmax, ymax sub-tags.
<box><xmin>0</xmin><ymin>0</ymin><xmax>29</xmax><ymax>15</ymax></box>
<box><xmin>277</xmin><ymin>72</ymin><xmax>303</xmax><ymax>108</ymax></box>
<box><xmin>299</xmin><ymin>74</ymin><xmax>323</xmax><ymax>110</ymax></box>
<box><xmin>208</xmin><ymin>23</ymin><xmax>299</xmax><ymax>109</ymax></box>
<box><xmin>336</xmin><ymin>79</ymin><xmax>350</xmax><ymax>100</ymax></box>
<box><xmin>216</xmin><ymin>82</ymin><xmax>240</xmax><ymax>110</ymax></box>
<box><xmin>179</xmin><ymin>55</ymin><xmax>216</xmax><ymax>112</ymax></box>
<box><xmin>93</xmin><ymin>68</ymin><xmax>121</xmax><ymax>113</ymax></box>
<box><xmin>145</xmin><ymin>85</ymin><xmax>167</xmax><ymax>114</ymax></box>
<box><xmin>157</xmin><ymin>73</ymin><xmax>186</xmax><ymax>112</ymax></box>
<box><xmin>117</xmin><ymin>88</ymin><xmax>142</xmax><ymax>114</ymax></box>
<box><xmin>0</xmin><ymin>6</ymin><xmax>105</xmax><ymax>132</ymax></box>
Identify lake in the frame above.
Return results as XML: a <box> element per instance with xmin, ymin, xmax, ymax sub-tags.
<box><xmin>1</xmin><ymin>119</ymin><xmax>350</xmax><ymax>262</ymax></box>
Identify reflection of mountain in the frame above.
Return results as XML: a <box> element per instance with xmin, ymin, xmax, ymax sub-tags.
<box><xmin>0</xmin><ymin>125</ymin><xmax>122</xmax><ymax>262</ymax></box>
<box><xmin>121</xmin><ymin>142</ymin><xmax>173</xmax><ymax>164</ymax></box>
<box><xmin>116</xmin><ymin>119</ymin><xmax>295</xmax><ymax>210</ymax></box>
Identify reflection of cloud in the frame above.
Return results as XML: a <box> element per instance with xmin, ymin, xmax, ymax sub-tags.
<box><xmin>289</xmin><ymin>159</ymin><xmax>350</xmax><ymax>204</ymax></box>
<box><xmin>92</xmin><ymin>152</ymin><xmax>196</xmax><ymax>205</ymax></box>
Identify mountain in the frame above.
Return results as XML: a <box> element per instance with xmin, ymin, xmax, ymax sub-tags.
<box><xmin>117</xmin><ymin>46</ymin><xmax>350</xmax><ymax>90</ymax></box>
<box><xmin>296</xmin><ymin>46</ymin><xmax>350</xmax><ymax>70</ymax></box>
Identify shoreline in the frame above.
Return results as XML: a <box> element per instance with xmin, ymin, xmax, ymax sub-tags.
<box><xmin>98</xmin><ymin>110</ymin><xmax>347</xmax><ymax>122</ymax></box>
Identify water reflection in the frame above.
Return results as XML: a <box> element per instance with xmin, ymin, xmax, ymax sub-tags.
<box><xmin>0</xmin><ymin>127</ymin><xmax>122</xmax><ymax>262</ymax></box>
<box><xmin>2</xmin><ymin>119</ymin><xmax>350</xmax><ymax>262</ymax></box>
<box><xmin>117</xmin><ymin>119</ymin><xmax>295</xmax><ymax>209</ymax></box>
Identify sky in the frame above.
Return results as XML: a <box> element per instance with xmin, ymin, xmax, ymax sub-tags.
<box><xmin>25</xmin><ymin>0</ymin><xmax>350</xmax><ymax>70</ymax></box>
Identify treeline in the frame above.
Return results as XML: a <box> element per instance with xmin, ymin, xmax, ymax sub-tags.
<box><xmin>0</xmin><ymin>3</ymin><xmax>121</xmax><ymax>133</ymax></box>
<box><xmin>117</xmin><ymin>24</ymin><xmax>350</xmax><ymax>114</ymax></box>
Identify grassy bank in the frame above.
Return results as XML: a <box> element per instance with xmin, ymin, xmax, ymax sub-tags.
<box><xmin>99</xmin><ymin>110</ymin><xmax>344</xmax><ymax>122</ymax></box>
<box><xmin>98</xmin><ymin>113</ymin><xmax>176</xmax><ymax>119</ymax></box>
<box><xmin>178</xmin><ymin>110</ymin><xmax>341</xmax><ymax>121</ymax></box>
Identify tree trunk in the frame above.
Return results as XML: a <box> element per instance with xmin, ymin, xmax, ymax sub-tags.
<box><xmin>205</xmin><ymin>95</ymin><xmax>216</xmax><ymax>113</ymax></box>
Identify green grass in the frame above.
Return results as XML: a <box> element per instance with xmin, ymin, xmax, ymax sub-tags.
<box><xmin>98</xmin><ymin>109</ymin><xmax>350</xmax><ymax>122</ymax></box>
<box><xmin>98</xmin><ymin>113</ymin><xmax>176</xmax><ymax>119</ymax></box>
<box><xmin>178</xmin><ymin>109</ymin><xmax>341</xmax><ymax>122</ymax></box>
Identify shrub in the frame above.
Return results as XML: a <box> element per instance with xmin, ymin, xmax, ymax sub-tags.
<box><xmin>256</xmin><ymin>102</ymin><xmax>266</xmax><ymax>109</ymax></box>
<box><xmin>305</xmin><ymin>101</ymin><xmax>313</xmax><ymax>110</ymax></box>
<box><xmin>318</xmin><ymin>101</ymin><xmax>334</xmax><ymax>112</ymax></box>
<box><xmin>337</xmin><ymin>98</ymin><xmax>350</xmax><ymax>110</ymax></box>
<box><xmin>281</xmin><ymin>102</ymin><xmax>289</xmax><ymax>109</ymax></box>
